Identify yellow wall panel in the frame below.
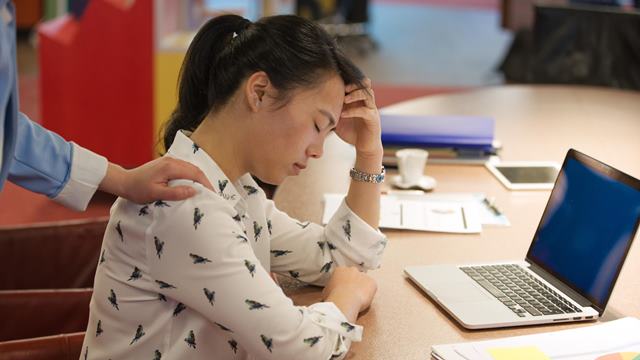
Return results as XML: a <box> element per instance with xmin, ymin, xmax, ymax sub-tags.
<box><xmin>154</xmin><ymin>52</ymin><xmax>185</xmax><ymax>155</ymax></box>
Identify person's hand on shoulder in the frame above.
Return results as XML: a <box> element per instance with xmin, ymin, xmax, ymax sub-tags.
<box><xmin>100</xmin><ymin>157</ymin><xmax>214</xmax><ymax>204</ymax></box>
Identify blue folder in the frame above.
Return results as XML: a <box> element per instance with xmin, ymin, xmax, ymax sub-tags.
<box><xmin>381</xmin><ymin>114</ymin><xmax>495</xmax><ymax>151</ymax></box>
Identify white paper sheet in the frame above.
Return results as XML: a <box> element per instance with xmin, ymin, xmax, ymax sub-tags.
<box><xmin>432</xmin><ymin>317</ymin><xmax>640</xmax><ymax>360</ymax></box>
<box><xmin>323</xmin><ymin>193</ymin><xmax>486</xmax><ymax>234</ymax></box>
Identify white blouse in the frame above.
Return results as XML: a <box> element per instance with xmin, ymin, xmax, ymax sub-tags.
<box><xmin>81</xmin><ymin>131</ymin><xmax>387</xmax><ymax>359</ymax></box>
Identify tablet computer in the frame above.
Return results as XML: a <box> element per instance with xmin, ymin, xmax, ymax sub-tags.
<box><xmin>485</xmin><ymin>161</ymin><xmax>560</xmax><ymax>190</ymax></box>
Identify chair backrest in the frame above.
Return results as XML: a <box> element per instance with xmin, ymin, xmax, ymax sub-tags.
<box><xmin>0</xmin><ymin>289</ymin><xmax>92</xmax><ymax>342</ymax></box>
<box><xmin>0</xmin><ymin>332</ymin><xmax>85</xmax><ymax>360</ymax></box>
<box><xmin>532</xmin><ymin>4</ymin><xmax>640</xmax><ymax>89</ymax></box>
<box><xmin>0</xmin><ymin>218</ymin><xmax>108</xmax><ymax>290</ymax></box>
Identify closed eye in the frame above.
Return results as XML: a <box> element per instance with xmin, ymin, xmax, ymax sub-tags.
<box><xmin>314</xmin><ymin>123</ymin><xmax>321</xmax><ymax>133</ymax></box>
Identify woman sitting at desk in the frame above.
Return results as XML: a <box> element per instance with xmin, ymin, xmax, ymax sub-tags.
<box><xmin>82</xmin><ymin>14</ymin><xmax>386</xmax><ymax>359</ymax></box>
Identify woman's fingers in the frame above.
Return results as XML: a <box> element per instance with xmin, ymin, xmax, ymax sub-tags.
<box><xmin>341</xmin><ymin>106</ymin><xmax>375</xmax><ymax>120</ymax></box>
<box><xmin>344</xmin><ymin>88</ymin><xmax>376</xmax><ymax>109</ymax></box>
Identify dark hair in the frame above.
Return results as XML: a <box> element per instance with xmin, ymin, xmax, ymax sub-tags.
<box><xmin>163</xmin><ymin>14</ymin><xmax>365</xmax><ymax>151</ymax></box>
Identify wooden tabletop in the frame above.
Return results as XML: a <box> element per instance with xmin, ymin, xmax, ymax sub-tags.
<box><xmin>274</xmin><ymin>85</ymin><xmax>640</xmax><ymax>359</ymax></box>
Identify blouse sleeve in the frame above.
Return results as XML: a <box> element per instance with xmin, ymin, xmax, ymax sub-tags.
<box><xmin>147</xmin><ymin>182</ymin><xmax>363</xmax><ymax>359</ymax></box>
<box><xmin>266</xmin><ymin>196</ymin><xmax>387</xmax><ymax>286</ymax></box>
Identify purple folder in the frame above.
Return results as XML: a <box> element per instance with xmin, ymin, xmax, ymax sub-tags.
<box><xmin>380</xmin><ymin>114</ymin><xmax>495</xmax><ymax>151</ymax></box>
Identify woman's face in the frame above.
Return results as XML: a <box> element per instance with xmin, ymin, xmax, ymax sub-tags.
<box><xmin>248</xmin><ymin>74</ymin><xmax>345</xmax><ymax>185</ymax></box>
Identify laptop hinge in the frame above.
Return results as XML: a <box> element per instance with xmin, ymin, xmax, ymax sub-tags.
<box><xmin>527</xmin><ymin>261</ymin><xmax>598</xmax><ymax>312</ymax></box>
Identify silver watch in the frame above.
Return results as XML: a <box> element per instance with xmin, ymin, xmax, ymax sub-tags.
<box><xmin>349</xmin><ymin>166</ymin><xmax>385</xmax><ymax>184</ymax></box>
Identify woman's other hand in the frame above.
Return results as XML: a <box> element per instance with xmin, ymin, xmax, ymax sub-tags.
<box><xmin>322</xmin><ymin>266</ymin><xmax>378</xmax><ymax>323</ymax></box>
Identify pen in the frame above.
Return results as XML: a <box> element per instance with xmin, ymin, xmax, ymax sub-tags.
<box><xmin>461</xmin><ymin>206</ymin><xmax>467</xmax><ymax>229</ymax></box>
<box><xmin>381</xmin><ymin>189</ymin><xmax>424</xmax><ymax>195</ymax></box>
<box><xmin>483</xmin><ymin>197</ymin><xmax>503</xmax><ymax>216</ymax></box>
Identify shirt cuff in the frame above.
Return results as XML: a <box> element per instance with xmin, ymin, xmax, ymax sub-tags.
<box><xmin>329</xmin><ymin>198</ymin><xmax>388</xmax><ymax>269</ymax></box>
<box><xmin>52</xmin><ymin>142</ymin><xmax>108</xmax><ymax>211</ymax></box>
<box><xmin>306</xmin><ymin>302</ymin><xmax>363</xmax><ymax>359</ymax></box>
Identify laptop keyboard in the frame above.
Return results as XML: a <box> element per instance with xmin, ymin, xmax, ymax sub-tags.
<box><xmin>460</xmin><ymin>264</ymin><xmax>582</xmax><ymax>317</ymax></box>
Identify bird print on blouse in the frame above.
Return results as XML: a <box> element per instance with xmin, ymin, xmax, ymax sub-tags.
<box><xmin>260</xmin><ymin>334</ymin><xmax>273</xmax><ymax>353</ymax></box>
<box><xmin>189</xmin><ymin>253</ymin><xmax>212</xmax><ymax>264</ymax></box>
<box><xmin>99</xmin><ymin>249</ymin><xmax>106</xmax><ymax>264</ymax></box>
<box><xmin>192</xmin><ymin>143</ymin><xmax>200</xmax><ymax>153</ymax></box>
<box><xmin>157</xmin><ymin>293</ymin><xmax>167</xmax><ymax>302</ymax></box>
<box><xmin>270</xmin><ymin>249</ymin><xmax>293</xmax><ymax>257</ymax></box>
<box><xmin>320</xmin><ymin>261</ymin><xmax>333</xmax><ymax>273</ymax></box>
<box><xmin>232</xmin><ymin>213</ymin><xmax>242</xmax><ymax>222</ymax></box>
<box><xmin>289</xmin><ymin>270</ymin><xmax>300</xmax><ymax>279</ymax></box>
<box><xmin>217</xmin><ymin>180</ymin><xmax>236</xmax><ymax>200</ymax></box>
<box><xmin>243</xmin><ymin>185</ymin><xmax>258</xmax><ymax>195</ymax></box>
<box><xmin>317</xmin><ymin>241</ymin><xmax>326</xmax><ymax>254</ymax></box>
<box><xmin>341</xmin><ymin>322</ymin><xmax>355</xmax><ymax>332</ymax></box>
<box><xmin>128</xmin><ymin>266</ymin><xmax>142</xmax><ymax>281</ymax></box>
<box><xmin>154</xmin><ymin>236</ymin><xmax>164</xmax><ymax>259</ymax></box>
<box><xmin>193</xmin><ymin>208</ymin><xmax>204</xmax><ymax>230</ymax></box>
<box><xmin>304</xmin><ymin>336</ymin><xmax>322</xmax><ymax>347</ymax></box>
<box><xmin>173</xmin><ymin>302</ymin><xmax>187</xmax><ymax>317</ymax></box>
<box><xmin>229</xmin><ymin>339</ymin><xmax>239</xmax><ymax>354</ymax></box>
<box><xmin>153</xmin><ymin>349</ymin><xmax>162</xmax><ymax>360</ymax></box>
<box><xmin>296</xmin><ymin>221</ymin><xmax>310</xmax><ymax>229</ymax></box>
<box><xmin>327</xmin><ymin>242</ymin><xmax>337</xmax><ymax>251</ymax></box>
<box><xmin>96</xmin><ymin>320</ymin><xmax>103</xmax><ymax>337</ymax></box>
<box><xmin>343</xmin><ymin>220</ymin><xmax>352</xmax><ymax>241</ymax></box>
<box><xmin>215</xmin><ymin>322</ymin><xmax>232</xmax><ymax>332</ymax></box>
<box><xmin>244</xmin><ymin>260</ymin><xmax>256</xmax><ymax>277</ymax></box>
<box><xmin>154</xmin><ymin>200</ymin><xmax>170</xmax><ymax>208</ymax></box>
<box><xmin>115</xmin><ymin>221</ymin><xmax>124</xmax><ymax>242</ymax></box>
<box><xmin>138</xmin><ymin>205</ymin><xmax>149</xmax><ymax>216</ymax></box>
<box><xmin>108</xmin><ymin>289</ymin><xmax>119</xmax><ymax>310</ymax></box>
<box><xmin>236</xmin><ymin>233</ymin><xmax>249</xmax><ymax>243</ymax></box>
<box><xmin>203</xmin><ymin>288</ymin><xmax>215</xmax><ymax>305</ymax></box>
<box><xmin>130</xmin><ymin>325</ymin><xmax>145</xmax><ymax>345</ymax></box>
<box><xmin>253</xmin><ymin>221</ymin><xmax>262</xmax><ymax>242</ymax></box>
<box><xmin>218</xmin><ymin>179</ymin><xmax>228</xmax><ymax>193</ymax></box>
<box><xmin>245</xmin><ymin>299</ymin><xmax>270</xmax><ymax>310</ymax></box>
<box><xmin>184</xmin><ymin>330</ymin><xmax>196</xmax><ymax>349</ymax></box>
<box><xmin>155</xmin><ymin>280</ymin><xmax>177</xmax><ymax>289</ymax></box>
<box><xmin>267</xmin><ymin>219</ymin><xmax>272</xmax><ymax>235</ymax></box>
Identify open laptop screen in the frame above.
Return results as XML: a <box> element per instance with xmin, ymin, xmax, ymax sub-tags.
<box><xmin>526</xmin><ymin>150</ymin><xmax>640</xmax><ymax>312</ymax></box>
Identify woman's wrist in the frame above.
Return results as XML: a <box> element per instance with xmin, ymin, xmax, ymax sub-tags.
<box><xmin>354</xmin><ymin>146</ymin><xmax>383</xmax><ymax>174</ymax></box>
<box><xmin>325</xmin><ymin>292</ymin><xmax>360</xmax><ymax>323</ymax></box>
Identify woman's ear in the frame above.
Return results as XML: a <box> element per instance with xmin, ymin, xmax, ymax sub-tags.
<box><xmin>245</xmin><ymin>71</ymin><xmax>270</xmax><ymax>112</ymax></box>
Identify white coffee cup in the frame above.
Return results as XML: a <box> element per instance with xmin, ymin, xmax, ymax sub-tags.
<box><xmin>396</xmin><ymin>148</ymin><xmax>428</xmax><ymax>185</ymax></box>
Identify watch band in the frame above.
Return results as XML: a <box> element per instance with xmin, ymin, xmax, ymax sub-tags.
<box><xmin>350</xmin><ymin>166</ymin><xmax>385</xmax><ymax>184</ymax></box>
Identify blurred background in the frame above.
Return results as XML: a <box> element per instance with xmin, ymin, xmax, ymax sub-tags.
<box><xmin>3</xmin><ymin>0</ymin><xmax>640</xmax><ymax>225</ymax></box>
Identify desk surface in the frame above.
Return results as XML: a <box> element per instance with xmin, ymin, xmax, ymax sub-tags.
<box><xmin>273</xmin><ymin>85</ymin><xmax>640</xmax><ymax>359</ymax></box>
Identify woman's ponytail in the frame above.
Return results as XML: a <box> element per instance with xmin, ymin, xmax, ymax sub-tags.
<box><xmin>163</xmin><ymin>15</ymin><xmax>251</xmax><ymax>151</ymax></box>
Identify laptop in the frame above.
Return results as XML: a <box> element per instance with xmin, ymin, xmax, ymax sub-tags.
<box><xmin>405</xmin><ymin>149</ymin><xmax>640</xmax><ymax>329</ymax></box>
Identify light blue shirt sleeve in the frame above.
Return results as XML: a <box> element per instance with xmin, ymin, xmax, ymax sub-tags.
<box><xmin>8</xmin><ymin>111</ymin><xmax>73</xmax><ymax>197</ymax></box>
<box><xmin>7</xmin><ymin>112</ymin><xmax>108</xmax><ymax>211</ymax></box>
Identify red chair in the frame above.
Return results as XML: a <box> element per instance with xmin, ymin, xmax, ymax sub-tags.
<box><xmin>0</xmin><ymin>289</ymin><xmax>92</xmax><ymax>342</ymax></box>
<box><xmin>0</xmin><ymin>332</ymin><xmax>85</xmax><ymax>360</ymax></box>
<box><xmin>0</xmin><ymin>218</ymin><xmax>107</xmax><ymax>290</ymax></box>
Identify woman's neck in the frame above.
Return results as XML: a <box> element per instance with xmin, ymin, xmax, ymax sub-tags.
<box><xmin>190</xmin><ymin>106</ymin><xmax>248</xmax><ymax>183</ymax></box>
